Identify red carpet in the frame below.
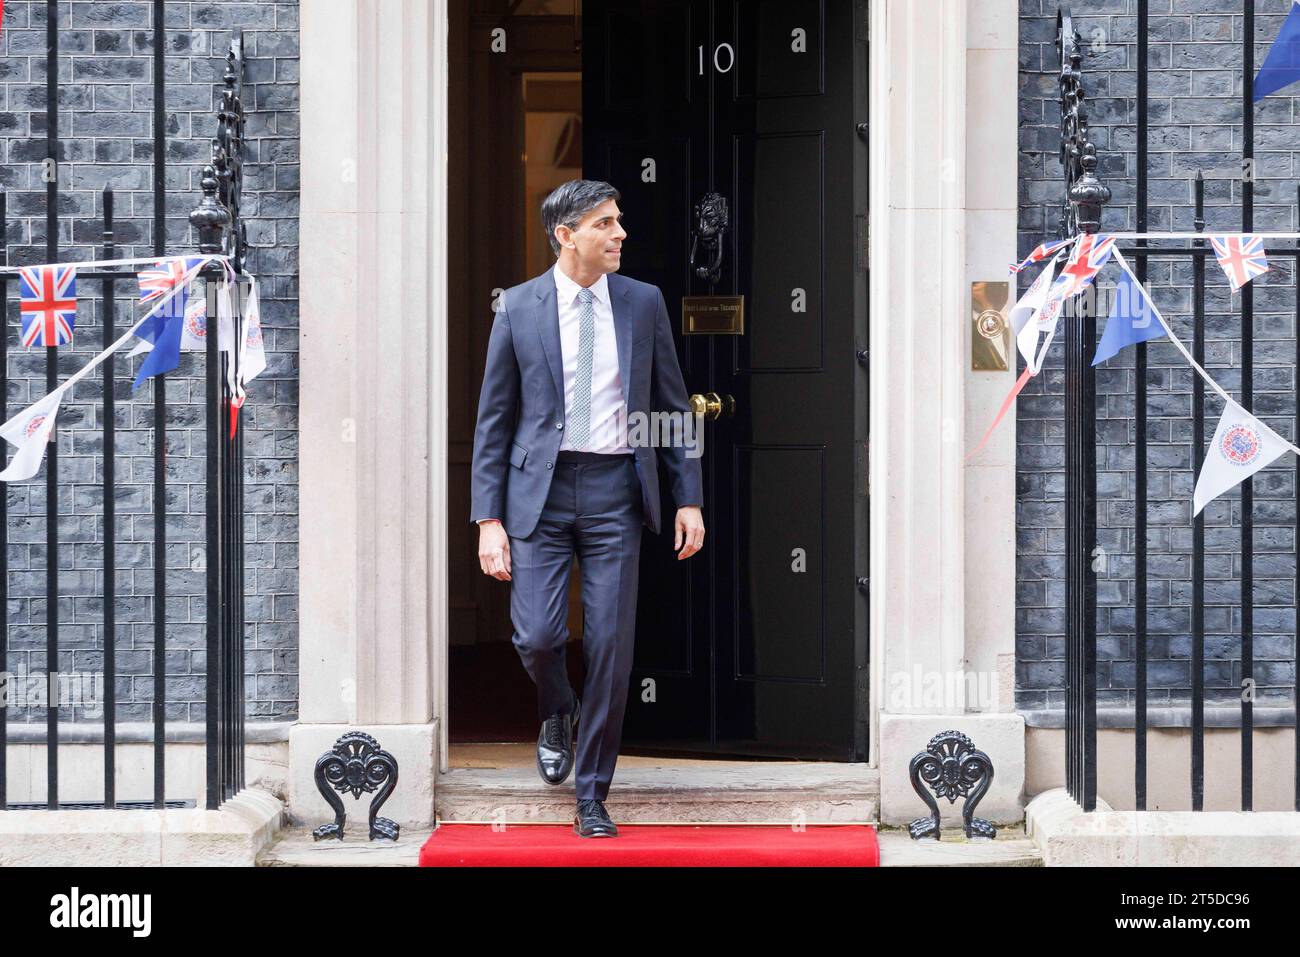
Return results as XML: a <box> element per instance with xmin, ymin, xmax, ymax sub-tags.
<box><xmin>419</xmin><ymin>823</ymin><xmax>879</xmax><ymax>867</ymax></box>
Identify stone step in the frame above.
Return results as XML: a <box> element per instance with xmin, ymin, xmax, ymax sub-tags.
<box><xmin>875</xmin><ymin>827</ymin><xmax>1043</xmax><ymax>866</ymax></box>
<box><xmin>259</xmin><ymin>751</ymin><xmax>895</xmax><ymax>865</ymax></box>
<box><xmin>258</xmin><ymin>823</ymin><xmax>433</xmax><ymax>866</ymax></box>
<box><xmin>434</xmin><ymin>760</ymin><xmax>880</xmax><ymax>825</ymax></box>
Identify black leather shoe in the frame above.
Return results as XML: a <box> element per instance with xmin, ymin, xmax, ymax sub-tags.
<box><xmin>574</xmin><ymin>798</ymin><xmax>618</xmax><ymax>837</ymax></box>
<box><xmin>536</xmin><ymin>692</ymin><xmax>580</xmax><ymax>786</ymax></box>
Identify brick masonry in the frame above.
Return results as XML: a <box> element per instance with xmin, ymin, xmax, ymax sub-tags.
<box><xmin>0</xmin><ymin>1</ymin><xmax>299</xmax><ymax>723</ymax></box>
<box><xmin>1018</xmin><ymin>0</ymin><xmax>1298</xmax><ymax>714</ymax></box>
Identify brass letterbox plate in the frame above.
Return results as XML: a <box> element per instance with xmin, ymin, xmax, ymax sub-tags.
<box><xmin>682</xmin><ymin>295</ymin><xmax>745</xmax><ymax>335</ymax></box>
<box><xmin>971</xmin><ymin>281</ymin><xmax>1011</xmax><ymax>371</ymax></box>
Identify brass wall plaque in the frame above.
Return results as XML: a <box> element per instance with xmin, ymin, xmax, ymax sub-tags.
<box><xmin>971</xmin><ymin>281</ymin><xmax>1011</xmax><ymax>371</ymax></box>
<box><xmin>682</xmin><ymin>295</ymin><xmax>745</xmax><ymax>335</ymax></box>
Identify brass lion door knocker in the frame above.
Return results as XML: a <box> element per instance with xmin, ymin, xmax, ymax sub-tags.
<box><xmin>688</xmin><ymin>192</ymin><xmax>729</xmax><ymax>284</ymax></box>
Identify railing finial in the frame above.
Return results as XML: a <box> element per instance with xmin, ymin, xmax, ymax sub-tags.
<box><xmin>189</xmin><ymin>164</ymin><xmax>228</xmax><ymax>255</ymax></box>
<box><xmin>1069</xmin><ymin>144</ymin><xmax>1111</xmax><ymax>235</ymax></box>
<box><xmin>1056</xmin><ymin>5</ymin><xmax>1109</xmax><ymax>236</ymax></box>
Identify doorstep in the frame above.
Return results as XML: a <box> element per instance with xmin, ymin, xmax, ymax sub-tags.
<box><xmin>258</xmin><ymin>822</ymin><xmax>1041</xmax><ymax>867</ymax></box>
<box><xmin>435</xmin><ymin>744</ymin><xmax>880</xmax><ymax>824</ymax></box>
<box><xmin>259</xmin><ymin>822</ymin><xmax>435</xmax><ymax>866</ymax></box>
<box><xmin>875</xmin><ymin>825</ymin><xmax>1042</xmax><ymax>866</ymax></box>
<box><xmin>256</xmin><ymin>746</ymin><xmax>1036</xmax><ymax>865</ymax></box>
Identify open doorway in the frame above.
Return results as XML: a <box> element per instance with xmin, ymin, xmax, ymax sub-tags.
<box><xmin>448</xmin><ymin>0</ymin><xmax>870</xmax><ymax>762</ymax></box>
<box><xmin>448</xmin><ymin>1</ymin><xmax>585</xmax><ymax>745</ymax></box>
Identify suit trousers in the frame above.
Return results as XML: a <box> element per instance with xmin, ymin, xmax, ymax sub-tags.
<box><xmin>508</xmin><ymin>450</ymin><xmax>643</xmax><ymax>802</ymax></box>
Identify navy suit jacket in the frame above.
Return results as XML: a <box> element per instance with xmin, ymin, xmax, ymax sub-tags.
<box><xmin>470</xmin><ymin>268</ymin><xmax>704</xmax><ymax>539</ymax></box>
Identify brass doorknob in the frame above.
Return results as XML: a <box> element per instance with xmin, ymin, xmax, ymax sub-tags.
<box><xmin>688</xmin><ymin>392</ymin><xmax>735</xmax><ymax>420</ymax></box>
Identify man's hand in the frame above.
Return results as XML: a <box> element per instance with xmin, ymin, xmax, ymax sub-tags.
<box><xmin>478</xmin><ymin>522</ymin><xmax>512</xmax><ymax>580</ymax></box>
<box><xmin>674</xmin><ymin>506</ymin><xmax>705</xmax><ymax>560</ymax></box>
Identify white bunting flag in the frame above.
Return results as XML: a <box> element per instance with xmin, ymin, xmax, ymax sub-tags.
<box><xmin>181</xmin><ymin>281</ymin><xmax>211</xmax><ymax>351</ymax></box>
<box><xmin>1014</xmin><ymin>254</ymin><xmax>1067</xmax><ymax>375</ymax></box>
<box><xmin>1193</xmin><ymin>396</ymin><xmax>1292</xmax><ymax>515</ymax></box>
<box><xmin>1010</xmin><ymin>253</ymin><xmax>1058</xmax><ymax>342</ymax></box>
<box><xmin>238</xmin><ymin>274</ymin><xmax>267</xmax><ymax>386</ymax></box>
<box><xmin>0</xmin><ymin>387</ymin><xmax>66</xmax><ymax>482</ymax></box>
<box><xmin>182</xmin><ymin>277</ymin><xmax>235</xmax><ymax>354</ymax></box>
<box><xmin>1011</xmin><ymin>252</ymin><xmax>1066</xmax><ymax>373</ymax></box>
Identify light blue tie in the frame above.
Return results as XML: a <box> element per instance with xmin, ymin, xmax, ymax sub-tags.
<box><xmin>570</xmin><ymin>287</ymin><xmax>595</xmax><ymax>449</ymax></box>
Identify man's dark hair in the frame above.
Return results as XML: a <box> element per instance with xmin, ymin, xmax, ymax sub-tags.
<box><xmin>541</xmin><ymin>179</ymin><xmax>621</xmax><ymax>257</ymax></box>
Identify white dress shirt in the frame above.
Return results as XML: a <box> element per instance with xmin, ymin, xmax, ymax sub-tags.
<box><xmin>553</xmin><ymin>262</ymin><xmax>631</xmax><ymax>454</ymax></box>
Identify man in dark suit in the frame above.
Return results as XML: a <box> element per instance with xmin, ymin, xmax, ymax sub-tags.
<box><xmin>470</xmin><ymin>179</ymin><xmax>705</xmax><ymax>837</ymax></box>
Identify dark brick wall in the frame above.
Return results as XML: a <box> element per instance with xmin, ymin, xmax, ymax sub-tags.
<box><xmin>1017</xmin><ymin>0</ymin><xmax>1299</xmax><ymax>714</ymax></box>
<box><xmin>0</xmin><ymin>1</ymin><xmax>299</xmax><ymax>722</ymax></box>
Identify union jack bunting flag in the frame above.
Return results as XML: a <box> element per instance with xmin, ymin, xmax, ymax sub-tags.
<box><xmin>1209</xmin><ymin>234</ymin><xmax>1269</xmax><ymax>292</ymax></box>
<box><xmin>18</xmin><ymin>265</ymin><xmax>77</xmax><ymax>348</ymax></box>
<box><xmin>1008</xmin><ymin>237</ymin><xmax>1074</xmax><ymax>275</ymax></box>
<box><xmin>137</xmin><ymin>256</ymin><xmax>205</xmax><ymax>307</ymax></box>
<box><xmin>1050</xmin><ymin>232</ymin><xmax>1115</xmax><ymax>301</ymax></box>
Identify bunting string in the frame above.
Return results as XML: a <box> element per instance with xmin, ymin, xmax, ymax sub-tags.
<box><xmin>49</xmin><ymin>287</ymin><xmax>164</xmax><ymax>395</ymax></box>
<box><xmin>0</xmin><ymin>253</ymin><xmax>265</xmax><ymax>481</ymax></box>
<box><xmin>974</xmin><ymin>233</ymin><xmax>1300</xmax><ymax>515</ymax></box>
<box><xmin>1110</xmin><ymin>246</ymin><xmax>1300</xmax><ymax>458</ymax></box>
<box><xmin>0</xmin><ymin>253</ymin><xmax>230</xmax><ymax>273</ymax></box>
<box><xmin>46</xmin><ymin>257</ymin><xmax>225</xmax><ymax>396</ymax></box>
<box><xmin>1094</xmin><ymin>231</ymin><xmax>1300</xmax><ymax>241</ymax></box>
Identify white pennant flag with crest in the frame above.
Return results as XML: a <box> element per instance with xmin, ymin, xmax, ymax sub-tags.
<box><xmin>1193</xmin><ymin>396</ymin><xmax>1293</xmax><ymax>515</ymax></box>
<box><xmin>223</xmin><ymin>274</ymin><xmax>265</xmax><ymax>435</ymax></box>
<box><xmin>0</xmin><ymin>387</ymin><xmax>67</xmax><ymax>482</ymax></box>
<box><xmin>1013</xmin><ymin>251</ymin><xmax>1067</xmax><ymax>374</ymax></box>
<box><xmin>181</xmin><ymin>280</ymin><xmax>211</xmax><ymax>351</ymax></box>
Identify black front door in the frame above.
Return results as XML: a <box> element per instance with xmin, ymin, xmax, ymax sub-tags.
<box><xmin>583</xmin><ymin>0</ymin><xmax>869</xmax><ymax>760</ymax></box>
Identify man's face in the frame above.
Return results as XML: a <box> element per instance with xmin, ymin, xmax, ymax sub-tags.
<box><xmin>562</xmin><ymin>198</ymin><xmax>626</xmax><ymax>274</ymax></box>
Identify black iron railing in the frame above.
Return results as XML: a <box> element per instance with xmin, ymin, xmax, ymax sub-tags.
<box><xmin>1058</xmin><ymin>9</ymin><xmax>1103</xmax><ymax>811</ymax></box>
<box><xmin>0</xmin><ymin>2</ymin><xmax>248</xmax><ymax>812</ymax></box>
<box><xmin>1055</xmin><ymin>2</ymin><xmax>1299</xmax><ymax>813</ymax></box>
